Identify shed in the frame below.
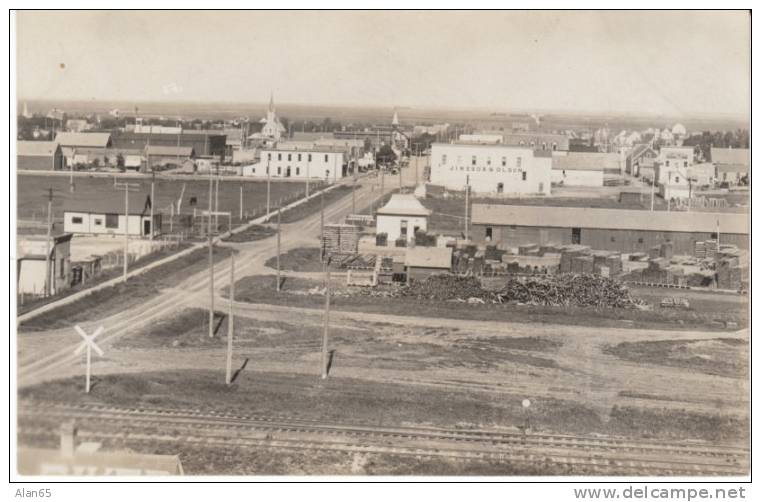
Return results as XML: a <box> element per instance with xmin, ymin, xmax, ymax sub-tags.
<box><xmin>376</xmin><ymin>194</ymin><xmax>431</xmax><ymax>244</ymax></box>
<box><xmin>17</xmin><ymin>141</ymin><xmax>63</xmax><ymax>171</ymax></box>
<box><xmin>63</xmin><ymin>193</ymin><xmax>160</xmax><ymax>238</ymax></box>
<box><xmin>405</xmin><ymin>246</ymin><xmax>453</xmax><ymax>281</ymax></box>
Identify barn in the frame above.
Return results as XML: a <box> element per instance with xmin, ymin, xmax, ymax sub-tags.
<box><xmin>17</xmin><ymin>141</ymin><xmax>64</xmax><ymax>171</ymax></box>
<box><xmin>471</xmin><ymin>204</ymin><xmax>748</xmax><ymax>255</ymax></box>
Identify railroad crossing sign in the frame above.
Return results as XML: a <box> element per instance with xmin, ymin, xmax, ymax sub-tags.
<box><xmin>73</xmin><ymin>325</ymin><xmax>104</xmax><ymax>393</ymax></box>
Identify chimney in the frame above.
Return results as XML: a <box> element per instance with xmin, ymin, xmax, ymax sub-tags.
<box><xmin>60</xmin><ymin>421</ymin><xmax>77</xmax><ymax>458</ymax></box>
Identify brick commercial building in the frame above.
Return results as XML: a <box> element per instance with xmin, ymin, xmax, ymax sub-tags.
<box><xmin>471</xmin><ymin>204</ymin><xmax>748</xmax><ymax>255</ymax></box>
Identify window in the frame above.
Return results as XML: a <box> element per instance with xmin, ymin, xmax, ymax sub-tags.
<box><xmin>94</xmin><ymin>218</ymin><xmax>102</xmax><ymax>226</ymax></box>
<box><xmin>675</xmin><ymin>176</ymin><xmax>680</xmax><ymax>183</ymax></box>
<box><xmin>71</xmin><ymin>216</ymin><xmax>83</xmax><ymax>224</ymax></box>
<box><xmin>441</xmin><ymin>154</ymin><xmax>447</xmax><ymax>165</ymax></box>
<box><xmin>59</xmin><ymin>258</ymin><xmax>65</xmax><ymax>278</ymax></box>
<box><xmin>286</xmin><ymin>167</ymin><xmax>291</xmax><ymax>177</ymax></box>
<box><xmin>469</xmin><ymin>155</ymin><xmax>476</xmax><ymax>166</ymax></box>
<box><xmin>105</xmin><ymin>213</ymin><xmax>119</xmax><ymax>228</ymax></box>
<box><xmin>665</xmin><ymin>160</ymin><xmax>669</xmax><ymax>167</ymax></box>
<box><xmin>571</xmin><ymin>228</ymin><xmax>581</xmax><ymax>244</ymax></box>
<box><xmin>486</xmin><ymin>157</ymin><xmax>491</xmax><ymax>166</ymax></box>
<box><xmin>637</xmin><ymin>237</ymin><xmax>644</xmax><ymax>244</ymax></box>
<box><xmin>521</xmin><ymin>172</ymin><xmax>527</xmax><ymax>181</ymax></box>
<box><xmin>485</xmin><ymin>227</ymin><xmax>493</xmax><ymax>240</ymax></box>
<box><xmin>542</xmin><ymin>142</ymin><xmax>547</xmax><ymax>150</ymax></box>
<box><xmin>288</xmin><ymin>154</ymin><xmax>292</xmax><ymax>161</ymax></box>
<box><xmin>516</xmin><ymin>157</ymin><xmax>522</xmax><ymax>168</ymax></box>
<box><xmin>277</xmin><ymin>167</ymin><xmax>282</xmax><ymax>175</ymax></box>
<box><xmin>497</xmin><ymin>182</ymin><xmax>504</xmax><ymax>194</ymax></box>
<box><xmin>267</xmin><ymin>153</ymin><xmax>272</xmax><ymax>160</ymax></box>
<box><xmin>400</xmin><ymin>220</ymin><xmax>408</xmax><ymax>236</ymax></box>
<box><xmin>501</xmin><ymin>157</ymin><xmax>506</xmax><ymax>167</ymax></box>
<box><xmin>278</xmin><ymin>153</ymin><xmax>282</xmax><ymax>161</ymax></box>
<box><xmin>298</xmin><ymin>154</ymin><xmax>302</xmax><ymax>161</ymax></box>
<box><xmin>308</xmin><ymin>154</ymin><xmax>312</xmax><ymax>162</ymax></box>
<box><xmin>552</xmin><ymin>142</ymin><xmax>557</xmax><ymax>151</ymax></box>
<box><xmin>711</xmin><ymin>232</ymin><xmax>718</xmax><ymax>239</ymax></box>
<box><xmin>683</xmin><ymin>161</ymin><xmax>687</xmax><ymax>167</ymax></box>
<box><xmin>324</xmin><ymin>154</ymin><xmax>329</xmax><ymax>162</ymax></box>
<box><xmin>296</xmin><ymin>167</ymin><xmax>300</xmax><ymax>176</ymax></box>
<box><xmin>610</xmin><ymin>236</ymin><xmax>616</xmax><ymax>243</ymax></box>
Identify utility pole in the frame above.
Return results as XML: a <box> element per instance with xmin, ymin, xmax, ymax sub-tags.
<box><xmin>276</xmin><ymin>208</ymin><xmax>281</xmax><ymax>292</ymax></box>
<box><xmin>351</xmin><ymin>176</ymin><xmax>356</xmax><ymax>214</ymax></box>
<box><xmin>464</xmin><ymin>174</ymin><xmax>470</xmax><ymax>241</ymax></box>
<box><xmin>320</xmin><ymin>190</ymin><xmax>325</xmax><ymax>261</ymax></box>
<box><xmin>306</xmin><ymin>156</ymin><xmax>311</xmax><ymax>198</ymax></box>
<box><xmin>69</xmin><ymin>150</ymin><xmax>75</xmax><ymax>193</ymax></box>
<box><xmin>650</xmin><ymin>176</ymin><xmax>655</xmax><ymax>211</ymax></box>
<box><xmin>208</xmin><ymin>166</ymin><xmax>215</xmax><ymax>338</ymax></box>
<box><xmin>321</xmin><ymin>257</ymin><xmax>331</xmax><ymax>379</ymax></box>
<box><xmin>266</xmin><ymin>159</ymin><xmax>271</xmax><ymax>220</ymax></box>
<box><xmin>215</xmin><ymin>171</ymin><xmax>220</xmax><ymax>229</ymax></box>
<box><xmin>150</xmin><ymin>171</ymin><xmax>155</xmax><ymax>241</ymax></box>
<box><xmin>380</xmin><ymin>168</ymin><xmax>385</xmax><ymax>195</ymax></box>
<box><xmin>114</xmin><ymin>182</ymin><xmax>140</xmax><ymax>283</ymax></box>
<box><xmin>225</xmin><ymin>252</ymin><xmax>235</xmax><ymax>385</ymax></box>
<box><xmin>239</xmin><ymin>183</ymin><xmax>244</xmax><ymax>220</ymax></box>
<box><xmin>44</xmin><ymin>188</ymin><xmax>53</xmax><ymax>297</ymax></box>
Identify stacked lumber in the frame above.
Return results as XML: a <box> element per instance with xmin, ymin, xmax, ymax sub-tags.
<box><xmin>571</xmin><ymin>255</ymin><xmax>594</xmax><ymax>274</ymax></box>
<box><xmin>559</xmin><ymin>245</ymin><xmax>591</xmax><ymax>273</ymax></box>
<box><xmin>717</xmin><ymin>259</ymin><xmax>743</xmax><ymax>290</ymax></box>
<box><xmin>695</xmin><ymin>241</ymin><xmax>706</xmax><ymax>259</ymax></box>
<box><xmin>704</xmin><ymin>239</ymin><xmax>718</xmax><ymax>260</ymax></box>
<box><xmin>518</xmin><ymin>243</ymin><xmax>540</xmax><ymax>256</ymax></box>
<box><xmin>322</xmin><ymin>224</ymin><xmax>359</xmax><ymax>260</ymax></box>
<box><xmin>539</xmin><ymin>244</ymin><xmax>562</xmax><ymax>256</ymax></box>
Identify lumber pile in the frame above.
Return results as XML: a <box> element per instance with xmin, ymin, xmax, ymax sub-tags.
<box><xmin>716</xmin><ymin>258</ymin><xmax>743</xmax><ymax>290</ymax></box>
<box><xmin>321</xmin><ymin>224</ymin><xmax>359</xmax><ymax>260</ymax></box>
<box><xmin>400</xmin><ymin>275</ymin><xmax>484</xmax><ymax>301</ymax></box>
<box><xmin>559</xmin><ymin>245</ymin><xmax>591</xmax><ymax>273</ymax></box>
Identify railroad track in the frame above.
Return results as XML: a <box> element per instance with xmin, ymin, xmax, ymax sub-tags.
<box><xmin>18</xmin><ymin>401</ymin><xmax>748</xmax><ymax>476</ymax></box>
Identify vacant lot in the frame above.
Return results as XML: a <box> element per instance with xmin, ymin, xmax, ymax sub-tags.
<box><xmin>228</xmin><ymin>274</ymin><xmax>745</xmax><ymax>332</ymax></box>
<box><xmin>603</xmin><ymin>338</ymin><xmax>748</xmax><ymax>378</ymax></box>
<box><xmin>278</xmin><ymin>185</ymin><xmax>352</xmax><ymax>224</ymax></box>
<box><xmin>17</xmin><ymin>174</ymin><xmax>309</xmax><ymax>226</ymax></box>
<box><xmin>221</xmin><ymin>224</ymin><xmax>276</xmax><ymax>243</ymax></box>
<box><xmin>264</xmin><ymin>247</ymin><xmax>332</xmax><ymax>272</ymax></box>
<box><xmin>20</xmin><ymin>247</ymin><xmax>237</xmax><ymax>331</ymax></box>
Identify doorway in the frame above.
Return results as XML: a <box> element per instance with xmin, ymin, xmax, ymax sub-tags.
<box><xmin>571</xmin><ymin>227</ymin><xmax>581</xmax><ymax>244</ymax></box>
<box><xmin>143</xmin><ymin>219</ymin><xmax>151</xmax><ymax>236</ymax></box>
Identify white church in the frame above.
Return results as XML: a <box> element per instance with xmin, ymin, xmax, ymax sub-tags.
<box><xmin>247</xmin><ymin>93</ymin><xmax>286</xmax><ymax>147</ymax></box>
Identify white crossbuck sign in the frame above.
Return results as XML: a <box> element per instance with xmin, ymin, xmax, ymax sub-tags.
<box><xmin>74</xmin><ymin>325</ymin><xmax>104</xmax><ymax>393</ymax></box>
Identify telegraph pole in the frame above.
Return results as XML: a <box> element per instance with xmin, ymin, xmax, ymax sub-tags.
<box><xmin>321</xmin><ymin>257</ymin><xmax>331</xmax><ymax>379</ymax></box>
<box><xmin>225</xmin><ymin>252</ymin><xmax>235</xmax><ymax>385</ymax></box>
<box><xmin>266</xmin><ymin>159</ymin><xmax>271</xmax><ymax>220</ymax></box>
<box><xmin>69</xmin><ymin>150</ymin><xmax>75</xmax><ymax>193</ymax></box>
<box><xmin>114</xmin><ymin>182</ymin><xmax>140</xmax><ymax>283</ymax></box>
<box><xmin>276</xmin><ymin>208</ymin><xmax>281</xmax><ymax>292</ymax></box>
<box><xmin>464</xmin><ymin>174</ymin><xmax>470</xmax><ymax>241</ymax></box>
<box><xmin>239</xmin><ymin>183</ymin><xmax>244</xmax><ymax>220</ymax></box>
<box><xmin>44</xmin><ymin>188</ymin><xmax>53</xmax><ymax>297</ymax></box>
<box><xmin>351</xmin><ymin>176</ymin><xmax>356</xmax><ymax>214</ymax></box>
<box><xmin>306</xmin><ymin>157</ymin><xmax>311</xmax><ymax>198</ymax></box>
<box><xmin>150</xmin><ymin>171</ymin><xmax>155</xmax><ymax>241</ymax></box>
<box><xmin>215</xmin><ymin>171</ymin><xmax>220</xmax><ymax>229</ymax></box>
<box><xmin>208</xmin><ymin>166</ymin><xmax>215</xmax><ymax>338</ymax></box>
<box><xmin>380</xmin><ymin>168</ymin><xmax>385</xmax><ymax>195</ymax></box>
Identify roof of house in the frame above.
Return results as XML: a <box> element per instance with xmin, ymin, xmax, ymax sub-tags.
<box><xmin>711</xmin><ymin>147</ymin><xmax>749</xmax><ymax>166</ymax></box>
<box><xmin>552</xmin><ymin>152</ymin><xmax>620</xmax><ymax>171</ymax></box>
<box><xmin>18</xmin><ymin>447</ymin><xmax>182</xmax><ymax>475</ymax></box>
<box><xmin>376</xmin><ymin>194</ymin><xmax>432</xmax><ymax>217</ymax></box>
<box><xmin>471</xmin><ymin>204</ymin><xmax>749</xmax><ymax>235</ymax></box>
<box><xmin>54</xmin><ymin>132</ymin><xmax>112</xmax><ymax>148</ymax></box>
<box><xmin>145</xmin><ymin>145</ymin><xmax>195</xmax><ymax>157</ymax></box>
<box><xmin>17</xmin><ymin>140</ymin><xmax>60</xmax><ymax>157</ymax></box>
<box><xmin>63</xmin><ymin>193</ymin><xmax>152</xmax><ymax>215</ymax></box>
<box><xmin>405</xmin><ymin>246</ymin><xmax>453</xmax><ymax>269</ymax></box>
<box><xmin>627</xmin><ymin>144</ymin><xmax>657</xmax><ymax>160</ymax></box>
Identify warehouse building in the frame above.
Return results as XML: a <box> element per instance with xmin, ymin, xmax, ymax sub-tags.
<box><xmin>17</xmin><ymin>141</ymin><xmax>63</xmax><ymax>171</ymax></box>
<box><xmin>54</xmin><ymin>132</ymin><xmax>113</xmax><ymax>167</ymax></box>
<box><xmin>241</xmin><ymin>144</ymin><xmax>347</xmax><ymax>180</ymax></box>
<box><xmin>551</xmin><ymin>152</ymin><xmax>622</xmax><ymax>186</ymax></box>
<box><xmin>430</xmin><ymin>143</ymin><xmax>552</xmax><ymax>195</ymax></box>
<box><xmin>145</xmin><ymin>145</ymin><xmax>195</xmax><ymax>171</ymax></box>
<box><xmin>63</xmin><ymin>194</ymin><xmax>160</xmax><ymax>238</ymax></box>
<box><xmin>111</xmin><ymin>130</ymin><xmax>226</xmax><ymax>162</ymax></box>
<box><xmin>712</xmin><ymin>147</ymin><xmax>749</xmax><ymax>185</ymax></box>
<box><xmin>471</xmin><ymin>204</ymin><xmax>748</xmax><ymax>254</ymax></box>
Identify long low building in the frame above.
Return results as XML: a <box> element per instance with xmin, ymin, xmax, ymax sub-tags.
<box><xmin>551</xmin><ymin>152</ymin><xmax>622</xmax><ymax>187</ymax></box>
<box><xmin>17</xmin><ymin>141</ymin><xmax>64</xmax><ymax>171</ymax></box>
<box><xmin>430</xmin><ymin>143</ymin><xmax>552</xmax><ymax>195</ymax></box>
<box><xmin>471</xmin><ymin>204</ymin><xmax>749</xmax><ymax>254</ymax></box>
<box><xmin>63</xmin><ymin>193</ymin><xmax>161</xmax><ymax>238</ymax></box>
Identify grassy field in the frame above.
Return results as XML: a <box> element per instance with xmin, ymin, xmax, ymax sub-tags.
<box><xmin>227</xmin><ymin>274</ymin><xmax>746</xmax><ymax>332</ymax></box>
<box><xmin>17</xmin><ymin>174</ymin><xmax>312</xmax><ymax>226</ymax></box>
<box><xmin>264</xmin><ymin>247</ymin><xmax>327</xmax><ymax>272</ymax></box>
<box><xmin>278</xmin><ymin>185</ymin><xmax>352</xmax><ymax>224</ymax></box>
<box><xmin>19</xmin><ymin>247</ymin><xmax>237</xmax><ymax>331</ymax></box>
<box><xmin>603</xmin><ymin>338</ymin><xmax>748</xmax><ymax>378</ymax></box>
<box><xmin>221</xmin><ymin>224</ymin><xmax>276</xmax><ymax>243</ymax></box>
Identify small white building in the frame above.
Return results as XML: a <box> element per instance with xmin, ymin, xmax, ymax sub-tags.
<box><xmin>63</xmin><ymin>194</ymin><xmax>160</xmax><ymax>238</ymax></box>
<box><xmin>376</xmin><ymin>194</ymin><xmax>431</xmax><ymax>244</ymax></box>
<box><xmin>656</xmin><ymin>146</ymin><xmax>695</xmax><ymax>183</ymax></box>
<box><xmin>430</xmin><ymin>142</ymin><xmax>552</xmax><ymax>195</ymax></box>
<box><xmin>551</xmin><ymin>152</ymin><xmax>621</xmax><ymax>187</ymax></box>
<box><xmin>241</xmin><ymin>144</ymin><xmax>347</xmax><ymax>181</ymax></box>
<box><xmin>17</xmin><ymin>233</ymin><xmax>73</xmax><ymax>296</ymax></box>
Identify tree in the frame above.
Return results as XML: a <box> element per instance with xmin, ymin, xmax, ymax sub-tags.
<box><xmin>376</xmin><ymin>144</ymin><xmax>397</xmax><ymax>165</ymax></box>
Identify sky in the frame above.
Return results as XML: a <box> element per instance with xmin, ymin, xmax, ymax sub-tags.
<box><xmin>15</xmin><ymin>10</ymin><xmax>750</xmax><ymax>118</ymax></box>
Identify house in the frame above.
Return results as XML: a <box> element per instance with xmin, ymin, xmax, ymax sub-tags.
<box><xmin>405</xmin><ymin>246</ymin><xmax>453</xmax><ymax>281</ymax></box>
<box><xmin>145</xmin><ymin>145</ymin><xmax>195</xmax><ymax>171</ymax></box>
<box><xmin>625</xmin><ymin>144</ymin><xmax>658</xmax><ymax>177</ymax></box>
<box><xmin>430</xmin><ymin>142</ymin><xmax>552</xmax><ymax>195</ymax></box>
<box><xmin>551</xmin><ymin>152</ymin><xmax>621</xmax><ymax>187</ymax></box>
<box><xmin>65</xmin><ymin>119</ymin><xmax>92</xmax><ymax>132</ymax></box>
<box><xmin>470</xmin><ymin>204</ymin><xmax>748</xmax><ymax>254</ymax></box>
<box><xmin>63</xmin><ymin>193</ymin><xmax>160</xmax><ymax>238</ymax></box>
<box><xmin>711</xmin><ymin>147</ymin><xmax>749</xmax><ymax>185</ymax></box>
<box><xmin>17</xmin><ymin>141</ymin><xmax>63</xmax><ymax>171</ymax></box>
<box><xmin>655</xmin><ymin>146</ymin><xmax>694</xmax><ymax>184</ymax></box>
<box><xmin>18</xmin><ymin>423</ymin><xmax>183</xmax><ymax>476</ymax></box>
<box><xmin>17</xmin><ymin>233</ymin><xmax>73</xmax><ymax>296</ymax></box>
<box><xmin>376</xmin><ymin>194</ymin><xmax>431</xmax><ymax>245</ymax></box>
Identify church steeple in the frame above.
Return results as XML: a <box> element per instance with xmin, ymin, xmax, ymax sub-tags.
<box><xmin>391</xmin><ymin>109</ymin><xmax>399</xmax><ymax>127</ymax></box>
<box><xmin>269</xmin><ymin>92</ymin><xmax>275</xmax><ymax>114</ymax></box>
